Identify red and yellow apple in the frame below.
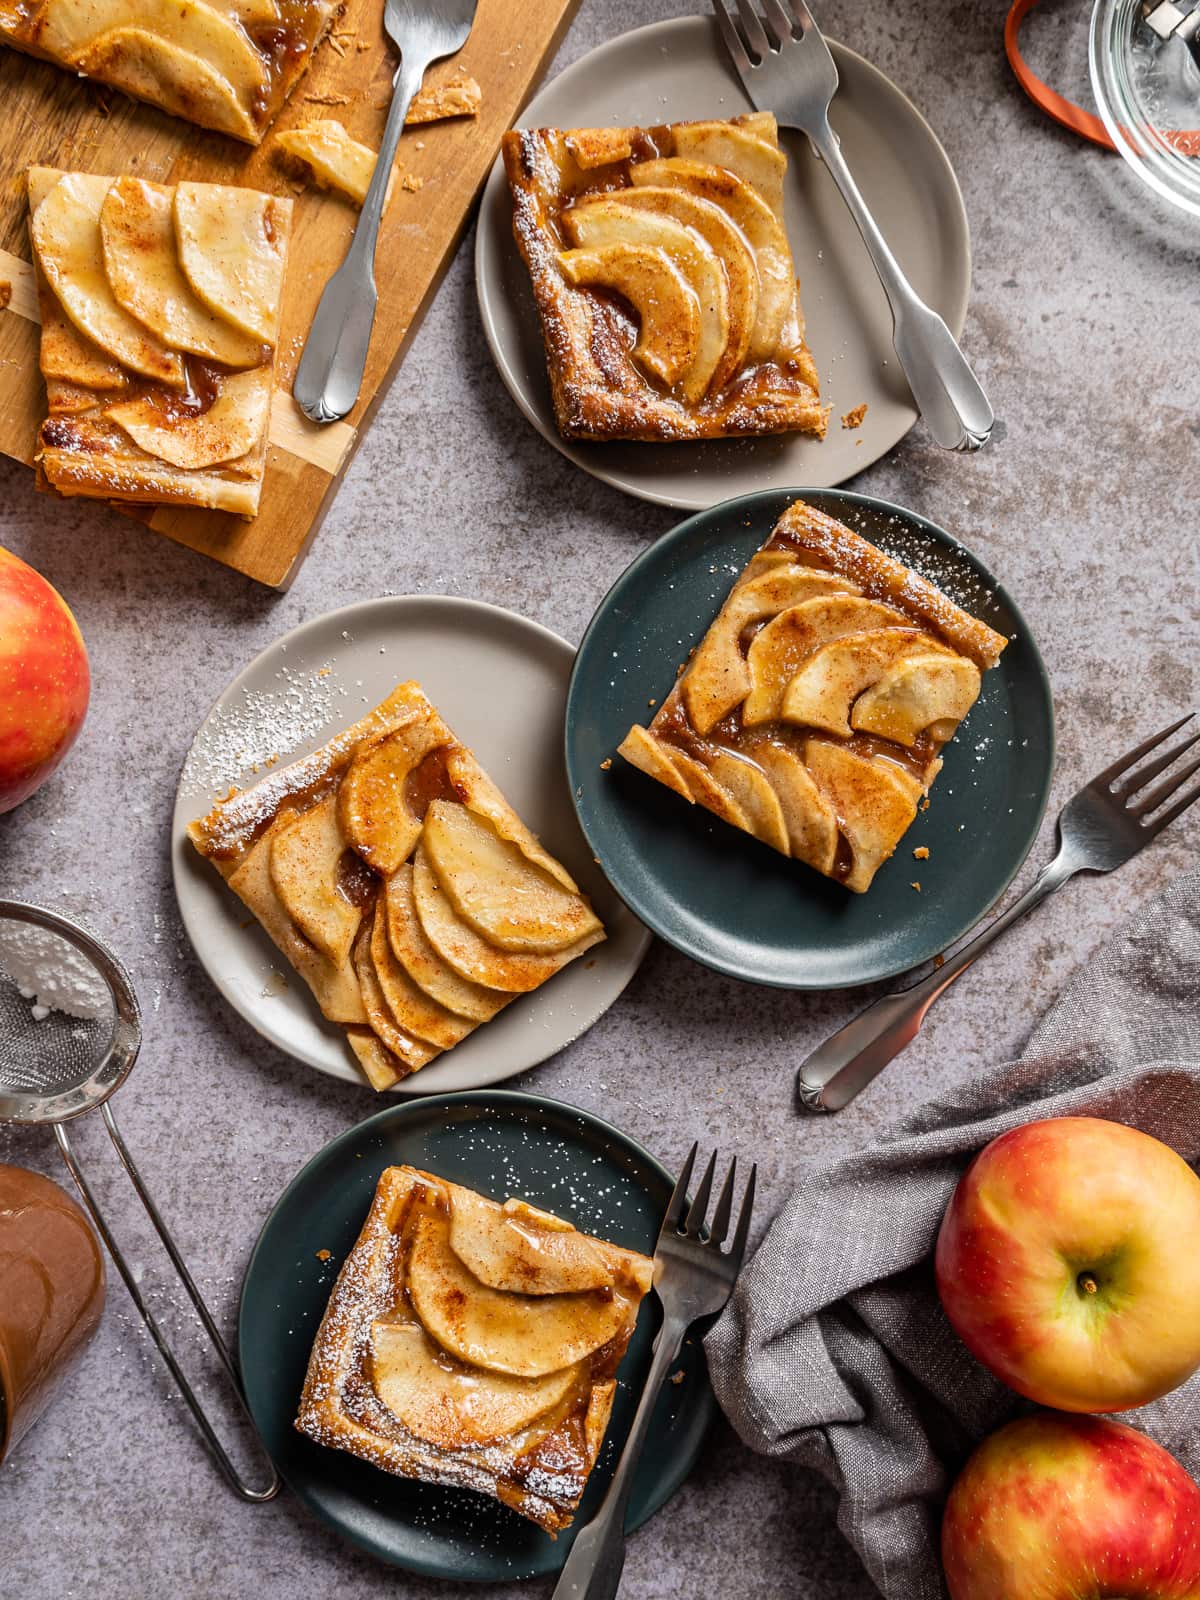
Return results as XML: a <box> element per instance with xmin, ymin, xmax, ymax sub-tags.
<box><xmin>936</xmin><ymin>1116</ymin><xmax>1200</xmax><ymax>1412</ymax></box>
<box><xmin>0</xmin><ymin>545</ymin><xmax>90</xmax><ymax>813</ymax></box>
<box><xmin>942</xmin><ymin>1414</ymin><xmax>1200</xmax><ymax>1600</ymax></box>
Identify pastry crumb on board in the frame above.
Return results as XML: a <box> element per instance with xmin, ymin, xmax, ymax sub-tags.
<box><xmin>841</xmin><ymin>403</ymin><xmax>868</xmax><ymax>429</ymax></box>
<box><xmin>275</xmin><ymin>121</ymin><xmax>382</xmax><ymax>206</ymax></box>
<box><xmin>406</xmin><ymin>71</ymin><xmax>482</xmax><ymax>123</ymax></box>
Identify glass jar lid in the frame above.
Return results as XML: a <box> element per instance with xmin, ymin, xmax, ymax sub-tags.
<box><xmin>1090</xmin><ymin>0</ymin><xmax>1200</xmax><ymax>216</ymax></box>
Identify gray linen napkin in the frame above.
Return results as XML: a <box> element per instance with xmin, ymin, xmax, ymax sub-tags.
<box><xmin>705</xmin><ymin>865</ymin><xmax>1200</xmax><ymax>1600</ymax></box>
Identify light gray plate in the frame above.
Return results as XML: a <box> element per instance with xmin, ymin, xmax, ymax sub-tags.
<box><xmin>475</xmin><ymin>14</ymin><xmax>972</xmax><ymax>510</ymax></box>
<box><xmin>171</xmin><ymin>596</ymin><xmax>650</xmax><ymax>1093</ymax></box>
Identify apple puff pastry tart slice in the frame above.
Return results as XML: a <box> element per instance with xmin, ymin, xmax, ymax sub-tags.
<box><xmin>296</xmin><ymin>1166</ymin><xmax>653</xmax><ymax>1533</ymax></box>
<box><xmin>187</xmin><ymin>682</ymin><xmax>605</xmax><ymax>1089</ymax></box>
<box><xmin>619</xmin><ymin>499</ymin><xmax>1009</xmax><ymax>893</ymax></box>
<box><xmin>0</xmin><ymin>0</ymin><xmax>338</xmax><ymax>143</ymax></box>
<box><xmin>28</xmin><ymin>167</ymin><xmax>289</xmax><ymax>517</ymax></box>
<box><xmin>502</xmin><ymin>112</ymin><xmax>827</xmax><ymax>443</ymax></box>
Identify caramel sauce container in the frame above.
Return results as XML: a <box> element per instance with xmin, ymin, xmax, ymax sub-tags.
<box><xmin>0</xmin><ymin>1163</ymin><xmax>105</xmax><ymax>1462</ymax></box>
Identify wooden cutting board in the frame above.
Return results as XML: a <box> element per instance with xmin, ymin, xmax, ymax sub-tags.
<box><xmin>0</xmin><ymin>0</ymin><xmax>577</xmax><ymax>587</ymax></box>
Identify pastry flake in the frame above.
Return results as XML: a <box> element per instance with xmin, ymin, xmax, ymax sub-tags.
<box><xmin>29</xmin><ymin>167</ymin><xmax>289</xmax><ymax>517</ymax></box>
<box><xmin>188</xmin><ymin>682</ymin><xmax>605</xmax><ymax>1088</ymax></box>
<box><xmin>296</xmin><ymin>1166</ymin><xmax>653</xmax><ymax>1533</ymax></box>
<box><xmin>405</xmin><ymin>68</ymin><xmax>481</xmax><ymax>124</ymax></box>
<box><xmin>275</xmin><ymin>119</ymin><xmax>379</xmax><ymax>205</ymax></box>
<box><xmin>618</xmin><ymin>500</ymin><xmax>1008</xmax><ymax>893</ymax></box>
<box><xmin>1</xmin><ymin>0</ymin><xmax>339</xmax><ymax>143</ymax></box>
<box><xmin>502</xmin><ymin>112</ymin><xmax>827</xmax><ymax>443</ymax></box>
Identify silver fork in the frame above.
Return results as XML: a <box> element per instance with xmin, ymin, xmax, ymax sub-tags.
<box><xmin>552</xmin><ymin>1146</ymin><xmax>756</xmax><ymax>1600</ymax></box>
<box><xmin>797</xmin><ymin>713</ymin><xmax>1200</xmax><ymax>1113</ymax></box>
<box><xmin>293</xmin><ymin>0</ymin><xmax>477</xmax><ymax>424</ymax></box>
<box><xmin>712</xmin><ymin>0</ymin><xmax>994</xmax><ymax>451</ymax></box>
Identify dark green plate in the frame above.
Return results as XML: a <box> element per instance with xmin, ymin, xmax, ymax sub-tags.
<box><xmin>238</xmin><ymin>1091</ymin><xmax>712</xmax><ymax>1580</ymax></box>
<box><xmin>565</xmin><ymin>488</ymin><xmax>1054</xmax><ymax>990</ymax></box>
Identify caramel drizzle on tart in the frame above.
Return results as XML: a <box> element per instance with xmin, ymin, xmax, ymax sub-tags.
<box><xmin>618</xmin><ymin>500</ymin><xmax>1008</xmax><ymax>894</ymax></box>
<box><xmin>29</xmin><ymin>167</ymin><xmax>289</xmax><ymax>517</ymax></box>
<box><xmin>502</xmin><ymin>113</ymin><xmax>829</xmax><ymax>443</ymax></box>
<box><xmin>188</xmin><ymin>683</ymin><xmax>606</xmax><ymax>1089</ymax></box>
<box><xmin>296</xmin><ymin>1166</ymin><xmax>653</xmax><ymax>1534</ymax></box>
<box><xmin>1</xmin><ymin>0</ymin><xmax>340</xmax><ymax>144</ymax></box>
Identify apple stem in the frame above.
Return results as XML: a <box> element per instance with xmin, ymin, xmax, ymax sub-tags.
<box><xmin>1079</xmin><ymin>1273</ymin><xmax>1099</xmax><ymax>1296</ymax></box>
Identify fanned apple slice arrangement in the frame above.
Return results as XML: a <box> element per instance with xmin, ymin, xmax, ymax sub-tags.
<box><xmin>28</xmin><ymin>167</ymin><xmax>290</xmax><ymax>517</ymax></box>
<box><xmin>620</xmin><ymin>499</ymin><xmax>1008</xmax><ymax>893</ymax></box>
<box><xmin>558</xmin><ymin>119</ymin><xmax>797</xmax><ymax>408</ymax></box>
<box><xmin>503</xmin><ymin>113</ymin><xmax>826</xmax><ymax>442</ymax></box>
<box><xmin>297</xmin><ymin>1166</ymin><xmax>653</xmax><ymax>1533</ymax></box>
<box><xmin>188</xmin><ymin>683</ymin><xmax>605</xmax><ymax>1090</ymax></box>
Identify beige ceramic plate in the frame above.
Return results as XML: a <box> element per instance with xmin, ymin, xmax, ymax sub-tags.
<box><xmin>171</xmin><ymin>596</ymin><xmax>649</xmax><ymax>1094</ymax></box>
<box><xmin>475</xmin><ymin>15</ymin><xmax>972</xmax><ymax>509</ymax></box>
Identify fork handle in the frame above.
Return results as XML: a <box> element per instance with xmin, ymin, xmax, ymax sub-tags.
<box><xmin>551</xmin><ymin>1311</ymin><xmax>688</xmax><ymax>1600</ymax></box>
<box><xmin>803</xmin><ymin>116</ymin><xmax>994</xmax><ymax>451</ymax></box>
<box><xmin>796</xmin><ymin>851</ymin><xmax>1079</xmax><ymax>1113</ymax></box>
<box><xmin>292</xmin><ymin>50</ymin><xmax>429</xmax><ymax>423</ymax></box>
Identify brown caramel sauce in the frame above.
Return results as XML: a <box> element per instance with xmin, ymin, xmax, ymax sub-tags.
<box><xmin>653</xmin><ymin>686</ymin><xmax>940</xmax><ymax>885</ymax></box>
<box><xmin>552</xmin><ymin>124</ymin><xmax>816</xmax><ymax>417</ymax></box>
<box><xmin>403</xmin><ymin>744</ymin><xmax>464</xmax><ymax>822</ymax></box>
<box><xmin>47</xmin><ymin>352</ymin><xmax>271</xmax><ymax>453</ymax></box>
<box><xmin>335</xmin><ymin>848</ymin><xmax>378</xmax><ymax>911</ymax></box>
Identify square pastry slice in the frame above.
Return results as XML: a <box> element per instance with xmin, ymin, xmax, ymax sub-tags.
<box><xmin>296</xmin><ymin>1165</ymin><xmax>654</xmax><ymax>1533</ymax></box>
<box><xmin>502</xmin><ymin>113</ymin><xmax>827</xmax><ymax>443</ymax></box>
<box><xmin>187</xmin><ymin>683</ymin><xmax>605</xmax><ymax>1089</ymax></box>
<box><xmin>1</xmin><ymin>0</ymin><xmax>338</xmax><ymax>143</ymax></box>
<box><xmin>29</xmin><ymin>167</ymin><xmax>290</xmax><ymax>517</ymax></box>
<box><xmin>618</xmin><ymin>500</ymin><xmax>1009</xmax><ymax>893</ymax></box>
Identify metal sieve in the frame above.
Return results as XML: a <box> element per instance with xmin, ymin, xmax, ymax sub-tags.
<box><xmin>0</xmin><ymin>900</ymin><xmax>277</xmax><ymax>1501</ymax></box>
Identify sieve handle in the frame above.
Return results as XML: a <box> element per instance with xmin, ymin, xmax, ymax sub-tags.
<box><xmin>55</xmin><ymin>1107</ymin><xmax>279</xmax><ymax>1503</ymax></box>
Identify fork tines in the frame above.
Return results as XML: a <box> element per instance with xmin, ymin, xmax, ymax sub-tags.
<box><xmin>1100</xmin><ymin>711</ymin><xmax>1200</xmax><ymax>830</ymax></box>
<box><xmin>713</xmin><ymin>0</ymin><xmax>798</xmax><ymax>65</ymax></box>
<box><xmin>664</xmin><ymin>1143</ymin><xmax>757</xmax><ymax>1265</ymax></box>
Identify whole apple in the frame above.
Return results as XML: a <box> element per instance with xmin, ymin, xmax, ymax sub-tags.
<box><xmin>0</xmin><ymin>546</ymin><xmax>90</xmax><ymax>813</ymax></box>
<box><xmin>942</xmin><ymin>1414</ymin><xmax>1200</xmax><ymax>1600</ymax></box>
<box><xmin>936</xmin><ymin>1116</ymin><xmax>1200</xmax><ymax>1412</ymax></box>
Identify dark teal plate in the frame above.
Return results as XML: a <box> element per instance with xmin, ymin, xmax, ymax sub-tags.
<box><xmin>565</xmin><ymin>489</ymin><xmax>1054</xmax><ymax>990</ymax></box>
<box><xmin>238</xmin><ymin>1091</ymin><xmax>712</xmax><ymax>1580</ymax></box>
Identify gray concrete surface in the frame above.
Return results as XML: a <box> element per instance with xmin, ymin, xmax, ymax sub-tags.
<box><xmin>2</xmin><ymin>0</ymin><xmax>1197</xmax><ymax>1595</ymax></box>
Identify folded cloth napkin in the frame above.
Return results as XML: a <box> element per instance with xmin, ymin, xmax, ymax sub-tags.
<box><xmin>706</xmin><ymin>864</ymin><xmax>1200</xmax><ymax>1600</ymax></box>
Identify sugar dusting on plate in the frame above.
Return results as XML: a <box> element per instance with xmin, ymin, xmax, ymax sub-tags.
<box><xmin>182</xmin><ymin>658</ymin><xmax>346</xmax><ymax>798</ymax></box>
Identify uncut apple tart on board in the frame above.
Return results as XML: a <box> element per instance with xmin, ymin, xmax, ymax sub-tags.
<box><xmin>619</xmin><ymin>499</ymin><xmax>1008</xmax><ymax>892</ymax></box>
<box><xmin>502</xmin><ymin>112</ymin><xmax>828</xmax><ymax>442</ymax></box>
<box><xmin>188</xmin><ymin>683</ymin><xmax>605</xmax><ymax>1090</ymax></box>
<box><xmin>297</xmin><ymin>1165</ymin><xmax>654</xmax><ymax>1533</ymax></box>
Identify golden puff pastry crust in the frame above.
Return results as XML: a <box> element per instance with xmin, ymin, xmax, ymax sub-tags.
<box><xmin>188</xmin><ymin>682</ymin><xmax>605</xmax><ymax>1089</ymax></box>
<box><xmin>619</xmin><ymin>500</ymin><xmax>1008</xmax><ymax>893</ymax></box>
<box><xmin>29</xmin><ymin>167</ymin><xmax>289</xmax><ymax>516</ymax></box>
<box><xmin>502</xmin><ymin>113</ymin><xmax>828</xmax><ymax>444</ymax></box>
<box><xmin>296</xmin><ymin>1165</ymin><xmax>654</xmax><ymax>1534</ymax></box>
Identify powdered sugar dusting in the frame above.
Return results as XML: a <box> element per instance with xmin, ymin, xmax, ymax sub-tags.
<box><xmin>0</xmin><ymin>921</ymin><xmax>111</xmax><ymax>1021</ymax></box>
<box><xmin>182</xmin><ymin>660</ymin><xmax>346</xmax><ymax>798</ymax></box>
<box><xmin>295</xmin><ymin>1159</ymin><xmax>648</xmax><ymax>1538</ymax></box>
